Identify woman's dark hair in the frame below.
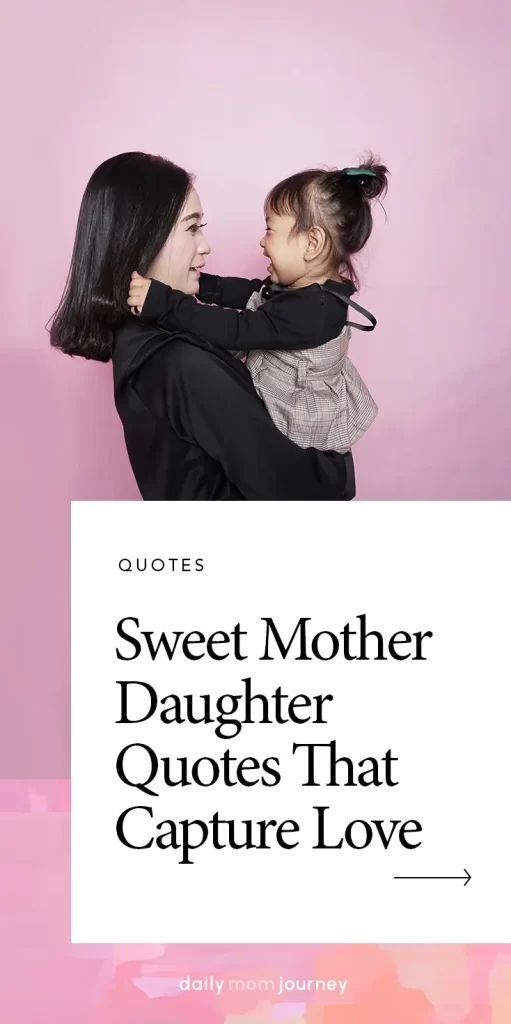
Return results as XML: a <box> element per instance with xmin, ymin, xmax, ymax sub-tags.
<box><xmin>49</xmin><ymin>152</ymin><xmax>193</xmax><ymax>361</ymax></box>
<box><xmin>265</xmin><ymin>154</ymin><xmax>388</xmax><ymax>288</ymax></box>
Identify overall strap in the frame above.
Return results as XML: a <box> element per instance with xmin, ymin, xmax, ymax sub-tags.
<box><xmin>321</xmin><ymin>281</ymin><xmax>377</xmax><ymax>332</ymax></box>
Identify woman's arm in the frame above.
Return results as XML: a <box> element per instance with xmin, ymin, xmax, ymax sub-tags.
<box><xmin>198</xmin><ymin>273</ymin><xmax>265</xmax><ymax>309</ymax></box>
<box><xmin>140</xmin><ymin>278</ymin><xmax>333</xmax><ymax>352</ymax></box>
<box><xmin>161</xmin><ymin>341</ymin><xmax>355</xmax><ymax>501</ymax></box>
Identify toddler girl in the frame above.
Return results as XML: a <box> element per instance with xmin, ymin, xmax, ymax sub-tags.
<box><xmin>128</xmin><ymin>156</ymin><xmax>388</xmax><ymax>452</ymax></box>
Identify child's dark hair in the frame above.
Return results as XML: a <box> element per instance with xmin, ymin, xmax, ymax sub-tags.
<box><xmin>265</xmin><ymin>154</ymin><xmax>388</xmax><ymax>288</ymax></box>
<box><xmin>49</xmin><ymin>152</ymin><xmax>193</xmax><ymax>362</ymax></box>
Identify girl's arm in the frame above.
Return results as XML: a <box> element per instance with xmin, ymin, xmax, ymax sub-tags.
<box><xmin>198</xmin><ymin>273</ymin><xmax>265</xmax><ymax>309</ymax></box>
<box><xmin>137</xmin><ymin>278</ymin><xmax>335</xmax><ymax>352</ymax></box>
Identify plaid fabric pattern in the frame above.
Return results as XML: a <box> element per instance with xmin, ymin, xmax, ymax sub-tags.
<box><xmin>233</xmin><ymin>287</ymin><xmax>378</xmax><ymax>452</ymax></box>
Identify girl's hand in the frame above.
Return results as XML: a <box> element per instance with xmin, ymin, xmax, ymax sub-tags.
<box><xmin>127</xmin><ymin>271</ymin><xmax>151</xmax><ymax>314</ymax></box>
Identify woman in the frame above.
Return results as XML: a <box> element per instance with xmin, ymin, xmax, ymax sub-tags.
<box><xmin>50</xmin><ymin>152</ymin><xmax>355</xmax><ymax>500</ymax></box>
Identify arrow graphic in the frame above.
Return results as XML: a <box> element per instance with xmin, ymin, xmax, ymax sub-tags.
<box><xmin>394</xmin><ymin>868</ymin><xmax>471</xmax><ymax>886</ymax></box>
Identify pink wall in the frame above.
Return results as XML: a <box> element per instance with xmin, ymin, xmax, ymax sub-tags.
<box><xmin>1</xmin><ymin>0</ymin><xmax>511</xmax><ymax>774</ymax></box>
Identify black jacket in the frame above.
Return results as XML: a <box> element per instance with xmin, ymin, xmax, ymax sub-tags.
<box><xmin>112</xmin><ymin>316</ymin><xmax>355</xmax><ymax>501</ymax></box>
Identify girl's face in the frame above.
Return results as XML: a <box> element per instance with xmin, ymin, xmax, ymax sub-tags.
<box><xmin>149</xmin><ymin>189</ymin><xmax>211</xmax><ymax>294</ymax></box>
<box><xmin>259</xmin><ymin>210</ymin><xmax>307</xmax><ymax>286</ymax></box>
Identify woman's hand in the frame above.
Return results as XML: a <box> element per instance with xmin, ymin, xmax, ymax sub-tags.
<box><xmin>127</xmin><ymin>271</ymin><xmax>151</xmax><ymax>315</ymax></box>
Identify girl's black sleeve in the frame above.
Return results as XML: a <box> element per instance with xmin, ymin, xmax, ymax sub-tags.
<box><xmin>141</xmin><ymin>279</ymin><xmax>334</xmax><ymax>352</ymax></box>
<box><xmin>198</xmin><ymin>273</ymin><xmax>264</xmax><ymax>309</ymax></box>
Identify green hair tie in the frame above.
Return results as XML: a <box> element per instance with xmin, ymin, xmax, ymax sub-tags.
<box><xmin>343</xmin><ymin>167</ymin><xmax>378</xmax><ymax>177</ymax></box>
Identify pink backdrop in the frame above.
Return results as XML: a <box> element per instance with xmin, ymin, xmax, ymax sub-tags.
<box><xmin>3</xmin><ymin>0</ymin><xmax>511</xmax><ymax>773</ymax></box>
<box><xmin>3</xmin><ymin>0</ymin><xmax>511</xmax><ymax>514</ymax></box>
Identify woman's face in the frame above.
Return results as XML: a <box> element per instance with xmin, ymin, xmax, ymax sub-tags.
<box><xmin>148</xmin><ymin>189</ymin><xmax>211</xmax><ymax>294</ymax></box>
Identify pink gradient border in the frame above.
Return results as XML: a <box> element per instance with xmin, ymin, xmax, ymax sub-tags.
<box><xmin>1</xmin><ymin>781</ymin><xmax>510</xmax><ymax>1023</ymax></box>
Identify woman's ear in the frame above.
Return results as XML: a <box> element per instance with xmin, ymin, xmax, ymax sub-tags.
<box><xmin>304</xmin><ymin>225</ymin><xmax>327</xmax><ymax>262</ymax></box>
